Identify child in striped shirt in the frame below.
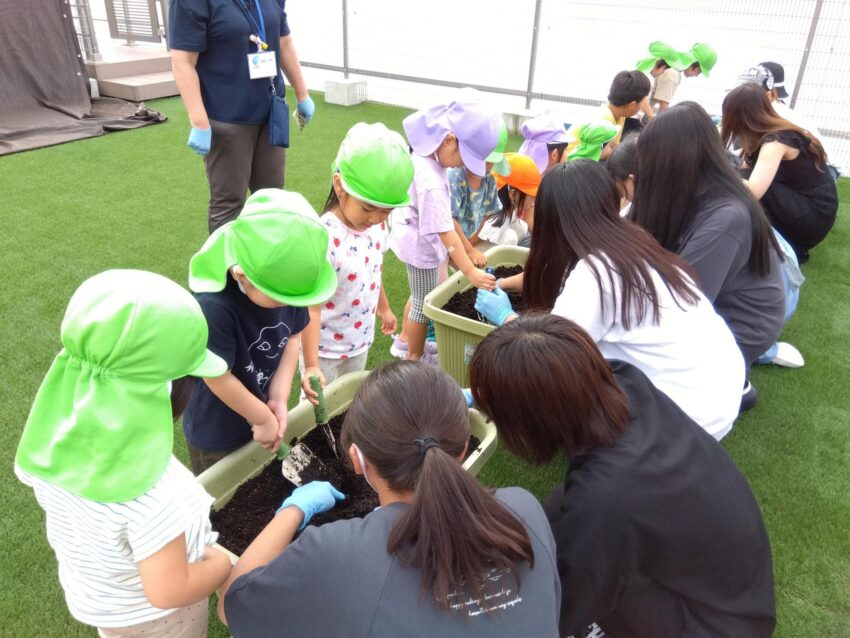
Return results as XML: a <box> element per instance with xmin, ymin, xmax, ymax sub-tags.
<box><xmin>15</xmin><ymin>269</ymin><xmax>232</xmax><ymax>637</ymax></box>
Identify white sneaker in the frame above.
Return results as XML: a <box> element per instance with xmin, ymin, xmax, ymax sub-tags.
<box><xmin>771</xmin><ymin>341</ymin><xmax>804</xmax><ymax>368</ymax></box>
<box><xmin>420</xmin><ymin>352</ymin><xmax>440</xmax><ymax>366</ymax></box>
<box><xmin>391</xmin><ymin>334</ymin><xmax>438</xmax><ymax>357</ymax></box>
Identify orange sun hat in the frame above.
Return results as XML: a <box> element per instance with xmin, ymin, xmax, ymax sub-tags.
<box><xmin>493</xmin><ymin>152</ymin><xmax>542</xmax><ymax>197</ymax></box>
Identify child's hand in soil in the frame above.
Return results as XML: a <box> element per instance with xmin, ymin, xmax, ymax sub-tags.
<box><xmin>467</xmin><ymin>268</ymin><xmax>496</xmax><ymax>291</ymax></box>
<box><xmin>377</xmin><ymin>307</ymin><xmax>397</xmax><ymax>335</ymax></box>
<box><xmin>300</xmin><ymin>368</ymin><xmax>325</xmax><ymax>407</ymax></box>
<box><xmin>277</xmin><ymin>481</ymin><xmax>346</xmax><ymax>530</ymax></box>
<box><xmin>467</xmin><ymin>247</ymin><xmax>487</xmax><ymax>268</ymax></box>
<box><xmin>475</xmin><ymin>287</ymin><xmax>517</xmax><ymax>326</ymax></box>
<box><xmin>252</xmin><ymin>411</ymin><xmax>282</xmax><ymax>452</ymax></box>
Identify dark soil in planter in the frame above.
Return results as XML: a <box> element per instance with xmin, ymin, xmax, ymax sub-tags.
<box><xmin>211</xmin><ymin>413</ymin><xmax>482</xmax><ymax>556</ymax></box>
<box><xmin>442</xmin><ymin>265</ymin><xmax>525</xmax><ymax>321</ymax></box>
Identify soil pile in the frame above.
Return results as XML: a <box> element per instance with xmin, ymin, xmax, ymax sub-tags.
<box><xmin>442</xmin><ymin>265</ymin><xmax>525</xmax><ymax>321</ymax></box>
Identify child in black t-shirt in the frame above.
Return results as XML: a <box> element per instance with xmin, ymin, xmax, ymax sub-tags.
<box><xmin>182</xmin><ymin>189</ymin><xmax>338</xmax><ymax>474</ymax></box>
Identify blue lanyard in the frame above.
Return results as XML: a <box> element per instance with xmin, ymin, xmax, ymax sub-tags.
<box><xmin>236</xmin><ymin>0</ymin><xmax>266</xmax><ymax>44</ymax></box>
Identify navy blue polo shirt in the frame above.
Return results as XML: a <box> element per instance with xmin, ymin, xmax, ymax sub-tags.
<box><xmin>169</xmin><ymin>0</ymin><xmax>290</xmax><ymax>124</ymax></box>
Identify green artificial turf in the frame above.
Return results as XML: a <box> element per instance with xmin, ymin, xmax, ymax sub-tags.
<box><xmin>0</xmin><ymin>94</ymin><xmax>848</xmax><ymax>636</ymax></box>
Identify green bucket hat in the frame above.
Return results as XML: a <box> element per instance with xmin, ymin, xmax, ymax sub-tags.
<box><xmin>567</xmin><ymin>120</ymin><xmax>619</xmax><ymax>162</ymax></box>
<box><xmin>680</xmin><ymin>43</ymin><xmax>717</xmax><ymax>77</ymax></box>
<box><xmin>486</xmin><ymin>121</ymin><xmax>511</xmax><ymax>176</ymax></box>
<box><xmin>15</xmin><ymin>270</ymin><xmax>227</xmax><ymax>503</ymax></box>
<box><xmin>636</xmin><ymin>40</ymin><xmax>689</xmax><ymax>73</ymax></box>
<box><xmin>333</xmin><ymin>122</ymin><xmax>415</xmax><ymax>208</ymax></box>
<box><xmin>189</xmin><ymin>189</ymin><xmax>338</xmax><ymax>306</ymax></box>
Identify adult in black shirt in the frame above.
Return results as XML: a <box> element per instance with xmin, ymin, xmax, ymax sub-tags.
<box><xmin>469</xmin><ymin>314</ymin><xmax>776</xmax><ymax>637</ymax></box>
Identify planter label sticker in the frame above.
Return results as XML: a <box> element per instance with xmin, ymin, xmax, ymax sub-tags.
<box><xmin>464</xmin><ymin>342</ymin><xmax>476</xmax><ymax>364</ymax></box>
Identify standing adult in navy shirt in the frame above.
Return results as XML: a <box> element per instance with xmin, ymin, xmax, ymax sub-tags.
<box><xmin>170</xmin><ymin>0</ymin><xmax>315</xmax><ymax>232</ymax></box>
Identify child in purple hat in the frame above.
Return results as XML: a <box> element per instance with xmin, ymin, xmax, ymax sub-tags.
<box><xmin>518</xmin><ymin>115</ymin><xmax>571</xmax><ymax>174</ymax></box>
<box><xmin>389</xmin><ymin>92</ymin><xmax>499</xmax><ymax>362</ymax></box>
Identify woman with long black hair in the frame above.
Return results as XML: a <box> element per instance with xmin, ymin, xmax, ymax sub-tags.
<box><xmin>631</xmin><ymin>102</ymin><xmax>786</xmax><ymax>406</ymax></box>
<box><xmin>469</xmin><ymin>313</ymin><xmax>776</xmax><ymax>638</ymax></box>
<box><xmin>218</xmin><ymin>361</ymin><xmax>561</xmax><ymax>637</ymax></box>
<box><xmin>475</xmin><ymin>160</ymin><xmax>744</xmax><ymax>439</ymax></box>
<box><xmin>722</xmin><ymin>82</ymin><xmax>838</xmax><ymax>263</ymax></box>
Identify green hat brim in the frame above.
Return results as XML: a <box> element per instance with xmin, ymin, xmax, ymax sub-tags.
<box><xmin>187</xmin><ymin>348</ymin><xmax>228</xmax><ymax>378</ymax></box>
<box><xmin>247</xmin><ymin>259</ymin><xmax>339</xmax><ymax>307</ymax></box>
<box><xmin>489</xmin><ymin>155</ymin><xmax>511</xmax><ymax>176</ymax></box>
<box><xmin>338</xmin><ymin>172</ymin><xmax>412</xmax><ymax>209</ymax></box>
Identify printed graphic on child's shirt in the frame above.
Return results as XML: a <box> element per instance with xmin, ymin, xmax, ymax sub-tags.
<box><xmin>246</xmin><ymin>321</ymin><xmax>290</xmax><ymax>390</ymax></box>
<box><xmin>319</xmin><ymin>214</ymin><xmax>387</xmax><ymax>359</ymax></box>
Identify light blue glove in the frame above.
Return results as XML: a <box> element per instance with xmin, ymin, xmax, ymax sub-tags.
<box><xmin>187</xmin><ymin>127</ymin><xmax>211</xmax><ymax>155</ymax></box>
<box><xmin>278</xmin><ymin>481</ymin><xmax>345</xmax><ymax>530</ymax></box>
<box><xmin>461</xmin><ymin>388</ymin><xmax>474</xmax><ymax>408</ymax></box>
<box><xmin>475</xmin><ymin>287</ymin><xmax>516</xmax><ymax>326</ymax></box>
<box><xmin>296</xmin><ymin>96</ymin><xmax>315</xmax><ymax>123</ymax></box>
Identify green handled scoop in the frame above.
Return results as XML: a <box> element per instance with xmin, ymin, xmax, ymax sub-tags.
<box><xmin>310</xmin><ymin>374</ymin><xmax>339</xmax><ymax>459</ymax></box>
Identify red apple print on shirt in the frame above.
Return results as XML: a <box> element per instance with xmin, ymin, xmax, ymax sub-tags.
<box><xmin>325</xmin><ymin>301</ymin><xmax>335</xmax><ymax>310</ymax></box>
<box><xmin>333</xmin><ymin>333</ymin><xmax>344</xmax><ymax>341</ymax></box>
<box><xmin>375</xmin><ymin>241</ymin><xmax>381</xmax><ymax>250</ymax></box>
<box><xmin>348</xmin><ymin>273</ymin><xmax>357</xmax><ymax>282</ymax></box>
<box><xmin>365</xmin><ymin>256</ymin><xmax>370</xmax><ymax>264</ymax></box>
<box><xmin>352</xmin><ymin>299</ymin><xmax>360</xmax><ymax>306</ymax></box>
<box><xmin>380</xmin><ymin>222</ymin><xmax>386</xmax><ymax>231</ymax></box>
<box><xmin>370</xmin><ymin>282</ymin><xmax>376</xmax><ymax>290</ymax></box>
<box><xmin>333</xmin><ymin>238</ymin><xmax>341</xmax><ymax>247</ymax></box>
<box><xmin>340</xmin><ymin>354</ymin><xmax>348</xmax><ymax>360</ymax></box>
<box><xmin>354</xmin><ymin>321</ymin><xmax>363</xmax><ymax>329</ymax></box>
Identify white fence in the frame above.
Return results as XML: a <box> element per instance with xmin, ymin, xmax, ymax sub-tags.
<box><xmin>287</xmin><ymin>0</ymin><xmax>850</xmax><ymax>173</ymax></box>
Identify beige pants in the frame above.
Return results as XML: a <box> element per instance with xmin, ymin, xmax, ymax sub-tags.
<box><xmin>97</xmin><ymin>599</ymin><xmax>208</xmax><ymax>637</ymax></box>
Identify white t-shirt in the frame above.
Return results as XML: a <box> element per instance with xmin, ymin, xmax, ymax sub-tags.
<box><xmin>319</xmin><ymin>212</ymin><xmax>388</xmax><ymax>359</ymax></box>
<box><xmin>16</xmin><ymin>457</ymin><xmax>217</xmax><ymax>628</ymax></box>
<box><xmin>552</xmin><ymin>255</ymin><xmax>744</xmax><ymax>439</ymax></box>
<box><xmin>477</xmin><ymin>212</ymin><xmax>528</xmax><ymax>246</ymax></box>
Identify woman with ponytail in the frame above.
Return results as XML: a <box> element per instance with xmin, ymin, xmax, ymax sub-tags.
<box><xmin>219</xmin><ymin>361</ymin><xmax>560</xmax><ymax>637</ymax></box>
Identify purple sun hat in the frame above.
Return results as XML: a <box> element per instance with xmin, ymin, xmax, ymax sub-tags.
<box><xmin>518</xmin><ymin>115</ymin><xmax>572</xmax><ymax>173</ymax></box>
<box><xmin>403</xmin><ymin>92</ymin><xmax>500</xmax><ymax>177</ymax></box>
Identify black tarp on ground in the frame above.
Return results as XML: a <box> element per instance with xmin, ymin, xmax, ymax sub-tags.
<box><xmin>0</xmin><ymin>0</ymin><xmax>165</xmax><ymax>156</ymax></box>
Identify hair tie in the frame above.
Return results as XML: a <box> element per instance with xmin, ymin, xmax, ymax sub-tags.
<box><xmin>414</xmin><ymin>436</ymin><xmax>440</xmax><ymax>457</ymax></box>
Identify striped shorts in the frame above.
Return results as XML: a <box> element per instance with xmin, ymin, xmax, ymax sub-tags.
<box><xmin>406</xmin><ymin>264</ymin><xmax>440</xmax><ymax>323</ymax></box>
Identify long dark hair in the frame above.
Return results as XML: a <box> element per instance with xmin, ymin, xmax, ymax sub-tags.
<box><xmin>340</xmin><ymin>361</ymin><xmax>534</xmax><ymax>611</ymax></box>
<box><xmin>170</xmin><ymin>377</ymin><xmax>195</xmax><ymax>421</ymax></box>
<box><xmin>720</xmin><ymin>82</ymin><xmax>828</xmax><ymax>168</ymax></box>
<box><xmin>631</xmin><ymin>101</ymin><xmax>779</xmax><ymax>276</ymax></box>
<box><xmin>470</xmin><ymin>313</ymin><xmax>629</xmax><ymax>460</ymax></box>
<box><xmin>522</xmin><ymin>160</ymin><xmax>699</xmax><ymax>328</ymax></box>
<box><xmin>491</xmin><ymin>186</ymin><xmax>528</xmax><ymax>228</ymax></box>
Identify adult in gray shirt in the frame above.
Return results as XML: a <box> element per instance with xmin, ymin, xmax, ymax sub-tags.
<box><xmin>631</xmin><ymin>102</ymin><xmax>785</xmax><ymax>406</ymax></box>
<box><xmin>218</xmin><ymin>361</ymin><xmax>561</xmax><ymax>637</ymax></box>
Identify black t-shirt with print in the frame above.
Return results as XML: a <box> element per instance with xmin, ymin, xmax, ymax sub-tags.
<box><xmin>183</xmin><ymin>274</ymin><xmax>309</xmax><ymax>451</ymax></box>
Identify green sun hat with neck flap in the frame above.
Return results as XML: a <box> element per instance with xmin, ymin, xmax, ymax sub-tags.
<box><xmin>15</xmin><ymin>269</ymin><xmax>227</xmax><ymax>503</ymax></box>
<box><xmin>189</xmin><ymin>188</ymin><xmax>338</xmax><ymax>306</ymax></box>
<box><xmin>486</xmin><ymin>121</ymin><xmax>511</xmax><ymax>176</ymax></box>
<box><xmin>636</xmin><ymin>40</ymin><xmax>689</xmax><ymax>73</ymax></box>
<box><xmin>679</xmin><ymin>42</ymin><xmax>717</xmax><ymax>77</ymax></box>
<box><xmin>333</xmin><ymin>122</ymin><xmax>415</xmax><ymax>208</ymax></box>
<box><xmin>567</xmin><ymin>120</ymin><xmax>619</xmax><ymax>162</ymax></box>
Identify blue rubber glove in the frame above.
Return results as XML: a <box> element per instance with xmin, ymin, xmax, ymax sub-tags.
<box><xmin>461</xmin><ymin>388</ymin><xmax>474</xmax><ymax>408</ymax></box>
<box><xmin>277</xmin><ymin>481</ymin><xmax>345</xmax><ymax>530</ymax></box>
<box><xmin>296</xmin><ymin>96</ymin><xmax>315</xmax><ymax>123</ymax></box>
<box><xmin>187</xmin><ymin>127</ymin><xmax>211</xmax><ymax>155</ymax></box>
<box><xmin>475</xmin><ymin>287</ymin><xmax>516</xmax><ymax>326</ymax></box>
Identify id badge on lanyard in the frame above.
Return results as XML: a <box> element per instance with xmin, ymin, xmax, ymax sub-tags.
<box><xmin>235</xmin><ymin>0</ymin><xmax>276</xmax><ymax>79</ymax></box>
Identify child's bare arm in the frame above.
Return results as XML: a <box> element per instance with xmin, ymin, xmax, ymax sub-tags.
<box><xmin>138</xmin><ymin>535</ymin><xmax>231</xmax><ymax>610</ymax></box>
<box><xmin>376</xmin><ymin>281</ymin><xmax>397</xmax><ymax>335</ymax></box>
<box><xmin>498</xmin><ymin>272</ymin><xmax>524</xmax><ymax>292</ymax></box>
<box><xmin>204</xmin><ymin>373</ymin><xmax>278</xmax><ymax>449</ymax></box>
<box><xmin>454</xmin><ymin>219</ymin><xmax>486</xmax><ymax>267</ymax></box>
<box><xmin>299</xmin><ymin>306</ymin><xmax>323</xmax><ymax>404</ymax></box>
<box><xmin>267</xmin><ymin>335</ymin><xmax>301</xmax><ymax>442</ymax></box>
<box><xmin>438</xmin><ymin>229</ymin><xmax>495</xmax><ymax>290</ymax></box>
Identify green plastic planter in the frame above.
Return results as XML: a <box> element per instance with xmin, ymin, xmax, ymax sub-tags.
<box><xmin>423</xmin><ymin>245</ymin><xmax>529</xmax><ymax>385</ymax></box>
<box><xmin>197</xmin><ymin>370</ymin><xmax>498</xmax><ymax>560</ymax></box>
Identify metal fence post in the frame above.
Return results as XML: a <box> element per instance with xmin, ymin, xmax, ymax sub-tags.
<box><xmin>342</xmin><ymin>0</ymin><xmax>350</xmax><ymax>79</ymax></box>
<box><xmin>790</xmin><ymin>0</ymin><xmax>824</xmax><ymax>109</ymax></box>
<box><xmin>524</xmin><ymin>0</ymin><xmax>543</xmax><ymax>110</ymax></box>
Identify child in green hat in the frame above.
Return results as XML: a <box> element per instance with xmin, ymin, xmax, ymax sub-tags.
<box><xmin>183</xmin><ymin>188</ymin><xmax>337</xmax><ymax>474</ymax></box>
<box><xmin>300</xmin><ymin>122</ymin><xmax>414</xmax><ymax>396</ymax></box>
<box><xmin>15</xmin><ymin>269</ymin><xmax>233</xmax><ymax>636</ymax></box>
